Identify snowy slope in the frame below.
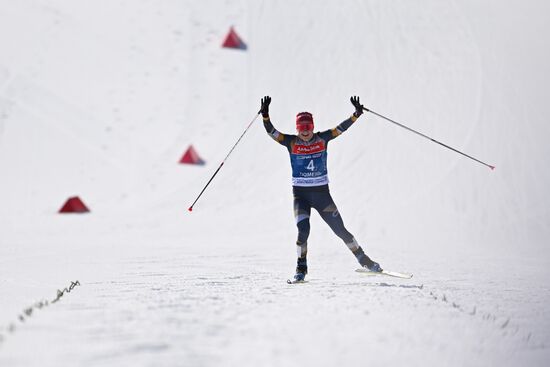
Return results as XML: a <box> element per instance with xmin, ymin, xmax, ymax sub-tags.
<box><xmin>1</xmin><ymin>0</ymin><xmax>549</xmax><ymax>366</ymax></box>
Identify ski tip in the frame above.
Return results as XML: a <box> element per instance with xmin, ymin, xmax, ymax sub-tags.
<box><xmin>287</xmin><ymin>279</ymin><xmax>308</xmax><ymax>284</ymax></box>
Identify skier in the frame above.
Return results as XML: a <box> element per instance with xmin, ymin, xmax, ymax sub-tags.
<box><xmin>260</xmin><ymin>96</ymin><xmax>382</xmax><ymax>282</ymax></box>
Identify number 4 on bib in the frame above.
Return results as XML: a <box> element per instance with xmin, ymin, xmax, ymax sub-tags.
<box><xmin>306</xmin><ymin>160</ymin><xmax>315</xmax><ymax>171</ymax></box>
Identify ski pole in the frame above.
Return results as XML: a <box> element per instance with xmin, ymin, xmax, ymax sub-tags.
<box><xmin>364</xmin><ymin>107</ymin><xmax>495</xmax><ymax>170</ymax></box>
<box><xmin>188</xmin><ymin>112</ymin><xmax>261</xmax><ymax>212</ymax></box>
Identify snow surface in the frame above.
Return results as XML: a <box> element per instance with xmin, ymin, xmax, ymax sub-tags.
<box><xmin>1</xmin><ymin>0</ymin><xmax>549</xmax><ymax>366</ymax></box>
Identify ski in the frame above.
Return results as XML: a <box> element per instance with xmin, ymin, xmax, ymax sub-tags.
<box><xmin>355</xmin><ymin>268</ymin><xmax>413</xmax><ymax>279</ymax></box>
<box><xmin>287</xmin><ymin>279</ymin><xmax>309</xmax><ymax>284</ymax></box>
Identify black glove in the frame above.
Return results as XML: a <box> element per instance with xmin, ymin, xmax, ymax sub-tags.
<box><xmin>260</xmin><ymin>96</ymin><xmax>271</xmax><ymax>117</ymax></box>
<box><xmin>350</xmin><ymin>96</ymin><xmax>365</xmax><ymax>117</ymax></box>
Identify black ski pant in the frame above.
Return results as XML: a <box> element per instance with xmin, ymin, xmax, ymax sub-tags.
<box><xmin>293</xmin><ymin>185</ymin><xmax>356</xmax><ymax>258</ymax></box>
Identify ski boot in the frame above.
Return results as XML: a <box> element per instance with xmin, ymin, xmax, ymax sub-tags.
<box><xmin>293</xmin><ymin>272</ymin><xmax>306</xmax><ymax>282</ymax></box>
<box><xmin>358</xmin><ymin>252</ymin><xmax>383</xmax><ymax>273</ymax></box>
<box><xmin>364</xmin><ymin>261</ymin><xmax>383</xmax><ymax>273</ymax></box>
<box><xmin>294</xmin><ymin>257</ymin><xmax>308</xmax><ymax>282</ymax></box>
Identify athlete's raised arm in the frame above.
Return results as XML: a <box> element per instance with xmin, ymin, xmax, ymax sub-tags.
<box><xmin>260</xmin><ymin>96</ymin><xmax>293</xmax><ymax>147</ymax></box>
<box><xmin>318</xmin><ymin>96</ymin><xmax>365</xmax><ymax>142</ymax></box>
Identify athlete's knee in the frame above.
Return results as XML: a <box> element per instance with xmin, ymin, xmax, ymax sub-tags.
<box><xmin>322</xmin><ymin>208</ymin><xmax>353</xmax><ymax>242</ymax></box>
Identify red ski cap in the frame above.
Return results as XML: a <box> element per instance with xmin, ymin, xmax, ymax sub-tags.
<box><xmin>296</xmin><ymin>112</ymin><xmax>314</xmax><ymax>131</ymax></box>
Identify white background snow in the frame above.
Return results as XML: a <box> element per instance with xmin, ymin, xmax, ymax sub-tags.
<box><xmin>1</xmin><ymin>0</ymin><xmax>549</xmax><ymax>366</ymax></box>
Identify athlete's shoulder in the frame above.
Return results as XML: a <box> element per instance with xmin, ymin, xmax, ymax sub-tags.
<box><xmin>316</xmin><ymin>130</ymin><xmax>334</xmax><ymax>142</ymax></box>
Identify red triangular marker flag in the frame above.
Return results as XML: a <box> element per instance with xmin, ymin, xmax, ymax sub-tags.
<box><xmin>222</xmin><ymin>26</ymin><xmax>247</xmax><ymax>50</ymax></box>
<box><xmin>179</xmin><ymin>145</ymin><xmax>206</xmax><ymax>165</ymax></box>
<box><xmin>59</xmin><ymin>196</ymin><xmax>90</xmax><ymax>213</ymax></box>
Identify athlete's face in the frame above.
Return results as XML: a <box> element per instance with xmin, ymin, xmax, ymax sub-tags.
<box><xmin>298</xmin><ymin>129</ymin><xmax>313</xmax><ymax>141</ymax></box>
<box><xmin>297</xmin><ymin>122</ymin><xmax>314</xmax><ymax>141</ymax></box>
